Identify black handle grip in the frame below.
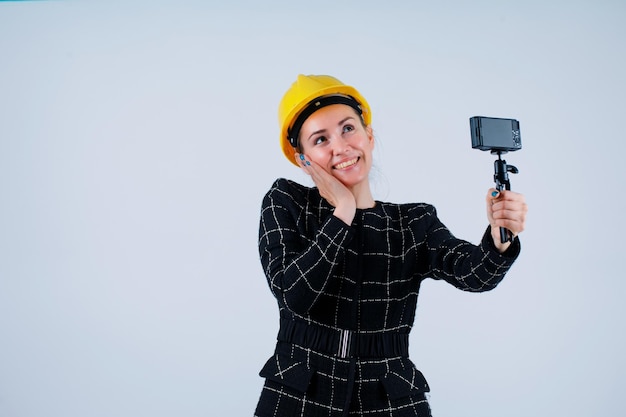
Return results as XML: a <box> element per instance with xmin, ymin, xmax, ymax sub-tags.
<box><xmin>493</xmin><ymin>155</ymin><xmax>517</xmax><ymax>245</ymax></box>
<box><xmin>499</xmin><ymin>226</ymin><xmax>510</xmax><ymax>244</ymax></box>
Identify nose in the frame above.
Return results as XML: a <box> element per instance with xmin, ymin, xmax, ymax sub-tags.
<box><xmin>331</xmin><ymin>135</ymin><xmax>351</xmax><ymax>155</ymax></box>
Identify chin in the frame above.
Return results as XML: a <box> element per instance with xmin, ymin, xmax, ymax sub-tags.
<box><xmin>335</xmin><ymin>175</ymin><xmax>367</xmax><ymax>189</ymax></box>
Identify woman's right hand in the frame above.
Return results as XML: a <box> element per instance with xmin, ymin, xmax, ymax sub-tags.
<box><xmin>295</xmin><ymin>152</ymin><xmax>356</xmax><ymax>225</ymax></box>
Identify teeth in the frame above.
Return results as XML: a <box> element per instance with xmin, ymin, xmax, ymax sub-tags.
<box><xmin>335</xmin><ymin>158</ymin><xmax>358</xmax><ymax>170</ymax></box>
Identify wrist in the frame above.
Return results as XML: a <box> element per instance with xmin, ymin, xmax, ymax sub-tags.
<box><xmin>333</xmin><ymin>204</ymin><xmax>356</xmax><ymax>226</ymax></box>
<box><xmin>493</xmin><ymin>240</ymin><xmax>511</xmax><ymax>253</ymax></box>
<box><xmin>490</xmin><ymin>225</ymin><xmax>512</xmax><ymax>253</ymax></box>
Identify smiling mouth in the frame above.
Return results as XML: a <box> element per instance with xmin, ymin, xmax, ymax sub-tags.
<box><xmin>333</xmin><ymin>157</ymin><xmax>359</xmax><ymax>170</ymax></box>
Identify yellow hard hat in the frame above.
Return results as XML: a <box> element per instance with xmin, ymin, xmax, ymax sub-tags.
<box><xmin>278</xmin><ymin>74</ymin><xmax>372</xmax><ymax>166</ymax></box>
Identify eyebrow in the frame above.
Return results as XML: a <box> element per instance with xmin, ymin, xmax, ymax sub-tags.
<box><xmin>306</xmin><ymin>116</ymin><xmax>356</xmax><ymax>141</ymax></box>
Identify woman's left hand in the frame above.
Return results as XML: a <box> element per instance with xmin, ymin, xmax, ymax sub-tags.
<box><xmin>486</xmin><ymin>189</ymin><xmax>528</xmax><ymax>253</ymax></box>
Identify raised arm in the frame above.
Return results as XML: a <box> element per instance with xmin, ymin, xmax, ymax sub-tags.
<box><xmin>258</xmin><ymin>181</ymin><xmax>354</xmax><ymax>315</ymax></box>
<box><xmin>416</xmin><ymin>204</ymin><xmax>521</xmax><ymax>292</ymax></box>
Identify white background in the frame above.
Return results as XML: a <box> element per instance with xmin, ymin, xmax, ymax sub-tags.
<box><xmin>1</xmin><ymin>1</ymin><xmax>625</xmax><ymax>416</ymax></box>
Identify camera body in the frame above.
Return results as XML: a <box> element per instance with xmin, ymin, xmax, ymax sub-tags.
<box><xmin>470</xmin><ymin>116</ymin><xmax>521</xmax><ymax>152</ymax></box>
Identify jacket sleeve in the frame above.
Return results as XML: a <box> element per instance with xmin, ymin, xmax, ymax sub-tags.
<box><xmin>421</xmin><ymin>205</ymin><xmax>520</xmax><ymax>292</ymax></box>
<box><xmin>258</xmin><ymin>179</ymin><xmax>354</xmax><ymax>315</ymax></box>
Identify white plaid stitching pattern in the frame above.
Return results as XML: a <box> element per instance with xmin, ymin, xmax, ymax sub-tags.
<box><xmin>255</xmin><ymin>178</ymin><xmax>520</xmax><ymax>416</ymax></box>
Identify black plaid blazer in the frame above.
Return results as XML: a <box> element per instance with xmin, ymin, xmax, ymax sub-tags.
<box><xmin>255</xmin><ymin>178</ymin><xmax>520</xmax><ymax>417</ymax></box>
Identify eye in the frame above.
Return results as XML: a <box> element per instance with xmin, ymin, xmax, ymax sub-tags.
<box><xmin>342</xmin><ymin>124</ymin><xmax>355</xmax><ymax>134</ymax></box>
<box><xmin>313</xmin><ymin>135</ymin><xmax>327</xmax><ymax>146</ymax></box>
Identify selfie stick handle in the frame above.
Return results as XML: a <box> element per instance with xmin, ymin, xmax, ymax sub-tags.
<box><xmin>493</xmin><ymin>153</ymin><xmax>518</xmax><ymax>244</ymax></box>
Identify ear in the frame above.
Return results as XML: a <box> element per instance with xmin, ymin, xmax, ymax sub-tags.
<box><xmin>366</xmin><ymin>125</ymin><xmax>375</xmax><ymax>146</ymax></box>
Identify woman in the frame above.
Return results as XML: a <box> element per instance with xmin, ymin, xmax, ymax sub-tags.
<box><xmin>254</xmin><ymin>74</ymin><xmax>527</xmax><ymax>417</ymax></box>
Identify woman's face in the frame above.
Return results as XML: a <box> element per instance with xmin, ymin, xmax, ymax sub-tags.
<box><xmin>298</xmin><ymin>104</ymin><xmax>374</xmax><ymax>189</ymax></box>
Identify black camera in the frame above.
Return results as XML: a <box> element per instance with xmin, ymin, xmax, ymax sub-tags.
<box><xmin>470</xmin><ymin>116</ymin><xmax>521</xmax><ymax>152</ymax></box>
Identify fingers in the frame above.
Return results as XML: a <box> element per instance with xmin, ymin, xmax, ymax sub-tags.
<box><xmin>295</xmin><ymin>152</ymin><xmax>327</xmax><ymax>186</ymax></box>
<box><xmin>294</xmin><ymin>152</ymin><xmax>348</xmax><ymax>207</ymax></box>
<box><xmin>295</xmin><ymin>152</ymin><xmax>326</xmax><ymax>185</ymax></box>
<box><xmin>295</xmin><ymin>152</ymin><xmax>311</xmax><ymax>168</ymax></box>
<box><xmin>487</xmin><ymin>189</ymin><xmax>528</xmax><ymax>236</ymax></box>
